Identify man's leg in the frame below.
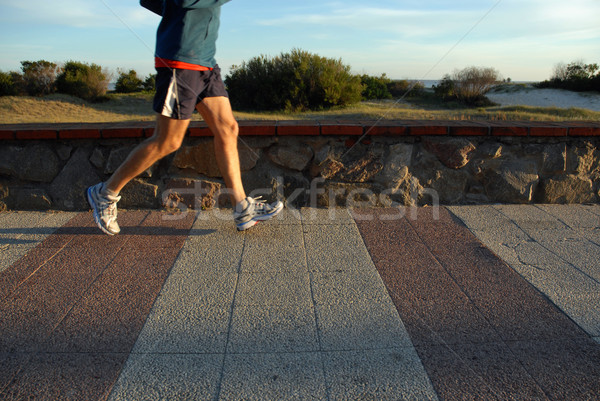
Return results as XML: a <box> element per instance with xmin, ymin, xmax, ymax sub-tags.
<box><xmin>86</xmin><ymin>114</ymin><xmax>189</xmax><ymax>235</ymax></box>
<box><xmin>106</xmin><ymin>115</ymin><xmax>190</xmax><ymax>193</ymax></box>
<box><xmin>196</xmin><ymin>96</ymin><xmax>283</xmax><ymax>231</ymax></box>
<box><xmin>196</xmin><ymin>96</ymin><xmax>246</xmax><ymax>206</ymax></box>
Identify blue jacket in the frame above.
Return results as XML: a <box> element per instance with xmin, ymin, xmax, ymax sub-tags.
<box><xmin>140</xmin><ymin>0</ymin><xmax>231</xmax><ymax>68</ymax></box>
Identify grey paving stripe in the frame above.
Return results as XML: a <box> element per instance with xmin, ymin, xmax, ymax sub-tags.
<box><xmin>110</xmin><ymin>209</ymin><xmax>438</xmax><ymax>401</ymax></box>
<box><xmin>355</xmin><ymin>207</ymin><xmax>600</xmax><ymax>401</ymax></box>
<box><xmin>0</xmin><ymin>211</ymin><xmax>194</xmax><ymax>400</ymax></box>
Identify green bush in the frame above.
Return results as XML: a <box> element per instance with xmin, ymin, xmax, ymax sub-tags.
<box><xmin>225</xmin><ymin>49</ymin><xmax>363</xmax><ymax>111</ymax></box>
<box><xmin>143</xmin><ymin>73</ymin><xmax>156</xmax><ymax>92</ymax></box>
<box><xmin>115</xmin><ymin>69</ymin><xmax>144</xmax><ymax>93</ymax></box>
<box><xmin>0</xmin><ymin>71</ymin><xmax>17</xmax><ymax>96</ymax></box>
<box><xmin>56</xmin><ymin>60</ymin><xmax>110</xmax><ymax>101</ymax></box>
<box><xmin>536</xmin><ymin>61</ymin><xmax>600</xmax><ymax>92</ymax></box>
<box><xmin>361</xmin><ymin>74</ymin><xmax>392</xmax><ymax>100</ymax></box>
<box><xmin>21</xmin><ymin>60</ymin><xmax>61</xmax><ymax>96</ymax></box>
<box><xmin>433</xmin><ymin>75</ymin><xmax>455</xmax><ymax>100</ymax></box>
<box><xmin>388</xmin><ymin>79</ymin><xmax>425</xmax><ymax>98</ymax></box>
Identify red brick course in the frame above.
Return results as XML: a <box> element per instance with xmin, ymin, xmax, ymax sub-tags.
<box><xmin>1</xmin><ymin>120</ymin><xmax>599</xmax><ymax>140</ymax></box>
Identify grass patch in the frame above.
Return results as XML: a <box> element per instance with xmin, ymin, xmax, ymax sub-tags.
<box><xmin>1</xmin><ymin>91</ymin><xmax>599</xmax><ymax>124</ymax></box>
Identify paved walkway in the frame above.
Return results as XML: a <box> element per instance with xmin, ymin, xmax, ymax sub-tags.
<box><xmin>0</xmin><ymin>205</ymin><xmax>599</xmax><ymax>400</ymax></box>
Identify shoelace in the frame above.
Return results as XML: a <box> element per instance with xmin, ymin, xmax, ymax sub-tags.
<box><xmin>249</xmin><ymin>196</ymin><xmax>270</xmax><ymax>212</ymax></box>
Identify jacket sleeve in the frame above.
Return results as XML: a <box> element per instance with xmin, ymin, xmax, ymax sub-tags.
<box><xmin>140</xmin><ymin>0</ymin><xmax>164</xmax><ymax>16</ymax></box>
<box><xmin>174</xmin><ymin>0</ymin><xmax>232</xmax><ymax>9</ymax></box>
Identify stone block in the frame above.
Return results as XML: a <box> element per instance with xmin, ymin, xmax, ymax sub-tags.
<box><xmin>267</xmin><ymin>143</ymin><xmax>313</xmax><ymax>171</ymax></box>
<box><xmin>105</xmin><ymin>146</ymin><xmax>154</xmax><ymax>178</ymax></box>
<box><xmin>539</xmin><ymin>175</ymin><xmax>596</xmax><ymax>204</ymax></box>
<box><xmin>119</xmin><ymin>179</ymin><xmax>159</xmax><ymax>209</ymax></box>
<box><xmin>173</xmin><ymin>141</ymin><xmax>260</xmax><ymax>178</ymax></box>
<box><xmin>162</xmin><ymin>177</ymin><xmax>223</xmax><ymax>210</ymax></box>
<box><xmin>5</xmin><ymin>188</ymin><xmax>52</xmax><ymax>210</ymax></box>
<box><xmin>49</xmin><ymin>148</ymin><xmax>101</xmax><ymax>210</ymax></box>
<box><xmin>376</xmin><ymin>143</ymin><xmax>413</xmax><ymax>188</ymax></box>
<box><xmin>0</xmin><ymin>144</ymin><xmax>60</xmax><ymax>183</ymax></box>
<box><xmin>423</xmin><ymin>138</ymin><xmax>476</xmax><ymax>169</ymax></box>
<box><xmin>316</xmin><ymin>182</ymin><xmax>381</xmax><ymax>208</ymax></box>
<box><xmin>482</xmin><ymin>159</ymin><xmax>539</xmax><ymax>203</ymax></box>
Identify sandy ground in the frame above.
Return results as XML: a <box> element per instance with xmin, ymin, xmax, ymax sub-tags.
<box><xmin>486</xmin><ymin>87</ymin><xmax>600</xmax><ymax>111</ymax></box>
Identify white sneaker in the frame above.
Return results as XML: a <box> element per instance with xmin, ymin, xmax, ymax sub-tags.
<box><xmin>233</xmin><ymin>196</ymin><xmax>283</xmax><ymax>231</ymax></box>
<box><xmin>86</xmin><ymin>183</ymin><xmax>121</xmax><ymax>235</ymax></box>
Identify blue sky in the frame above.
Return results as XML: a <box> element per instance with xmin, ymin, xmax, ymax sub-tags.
<box><xmin>0</xmin><ymin>0</ymin><xmax>599</xmax><ymax>82</ymax></box>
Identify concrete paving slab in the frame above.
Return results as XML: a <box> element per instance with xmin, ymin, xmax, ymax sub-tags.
<box><xmin>4</xmin><ymin>352</ymin><xmax>125</xmax><ymax>401</ymax></box>
<box><xmin>219</xmin><ymin>352</ymin><xmax>327</xmax><ymax>400</ymax></box>
<box><xmin>494</xmin><ymin>204</ymin><xmax>570</xmax><ymax>231</ymax></box>
<box><xmin>235</xmin><ymin>271</ymin><xmax>312</xmax><ymax>306</ymax></box>
<box><xmin>227</xmin><ymin>302</ymin><xmax>320</xmax><ymax>354</ymax></box>
<box><xmin>303</xmin><ymin>224</ymin><xmax>374</xmax><ymax>273</ymax></box>
<box><xmin>531</xmin><ymin>237</ymin><xmax>600</xmax><ymax>282</ymax></box>
<box><xmin>537</xmin><ymin>204</ymin><xmax>600</xmax><ymax>229</ymax></box>
<box><xmin>323</xmin><ymin>348</ymin><xmax>438</xmax><ymax>401</ymax></box>
<box><xmin>445</xmin><ymin>205</ymin><xmax>514</xmax><ymax>231</ymax></box>
<box><xmin>310</xmin><ymin>269</ymin><xmax>390</xmax><ymax>303</ymax></box>
<box><xmin>300</xmin><ymin>207</ymin><xmax>355</xmax><ymax>225</ymax></box>
<box><xmin>314</xmin><ymin>297</ymin><xmax>413</xmax><ymax>351</ymax></box>
<box><xmin>414</xmin><ymin>342</ymin><xmax>548</xmax><ymax>400</ymax></box>
<box><xmin>108</xmin><ymin>353</ymin><xmax>223</xmax><ymax>401</ymax></box>
<box><xmin>508</xmin><ymin>339</ymin><xmax>600</xmax><ymax>399</ymax></box>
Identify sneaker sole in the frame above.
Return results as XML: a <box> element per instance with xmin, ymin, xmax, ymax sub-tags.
<box><xmin>236</xmin><ymin>202</ymin><xmax>284</xmax><ymax>231</ymax></box>
<box><xmin>86</xmin><ymin>187</ymin><xmax>118</xmax><ymax>236</ymax></box>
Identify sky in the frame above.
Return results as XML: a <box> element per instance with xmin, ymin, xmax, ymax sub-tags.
<box><xmin>0</xmin><ymin>0</ymin><xmax>599</xmax><ymax>82</ymax></box>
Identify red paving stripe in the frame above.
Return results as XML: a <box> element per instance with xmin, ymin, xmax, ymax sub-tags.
<box><xmin>354</xmin><ymin>208</ymin><xmax>600</xmax><ymax>401</ymax></box>
<box><xmin>0</xmin><ymin>210</ymin><xmax>195</xmax><ymax>400</ymax></box>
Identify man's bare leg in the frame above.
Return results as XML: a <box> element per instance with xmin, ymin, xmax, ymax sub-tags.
<box><xmin>196</xmin><ymin>96</ymin><xmax>246</xmax><ymax>206</ymax></box>
<box><xmin>105</xmin><ymin>115</ymin><xmax>190</xmax><ymax>194</ymax></box>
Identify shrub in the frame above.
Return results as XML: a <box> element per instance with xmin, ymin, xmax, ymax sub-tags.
<box><xmin>115</xmin><ymin>69</ymin><xmax>144</xmax><ymax>93</ymax></box>
<box><xmin>388</xmin><ymin>79</ymin><xmax>425</xmax><ymax>98</ymax></box>
<box><xmin>361</xmin><ymin>74</ymin><xmax>392</xmax><ymax>100</ymax></box>
<box><xmin>0</xmin><ymin>71</ymin><xmax>18</xmax><ymax>96</ymax></box>
<box><xmin>432</xmin><ymin>75</ymin><xmax>455</xmax><ymax>100</ymax></box>
<box><xmin>536</xmin><ymin>61</ymin><xmax>600</xmax><ymax>92</ymax></box>
<box><xmin>434</xmin><ymin>67</ymin><xmax>501</xmax><ymax>105</ymax></box>
<box><xmin>21</xmin><ymin>60</ymin><xmax>61</xmax><ymax>96</ymax></box>
<box><xmin>56</xmin><ymin>61</ymin><xmax>110</xmax><ymax>101</ymax></box>
<box><xmin>225</xmin><ymin>49</ymin><xmax>363</xmax><ymax>111</ymax></box>
<box><xmin>143</xmin><ymin>73</ymin><xmax>156</xmax><ymax>92</ymax></box>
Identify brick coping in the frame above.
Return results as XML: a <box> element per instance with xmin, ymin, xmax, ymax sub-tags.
<box><xmin>0</xmin><ymin>120</ymin><xmax>599</xmax><ymax>140</ymax></box>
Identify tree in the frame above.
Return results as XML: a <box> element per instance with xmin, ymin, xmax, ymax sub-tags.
<box><xmin>21</xmin><ymin>60</ymin><xmax>61</xmax><ymax>96</ymax></box>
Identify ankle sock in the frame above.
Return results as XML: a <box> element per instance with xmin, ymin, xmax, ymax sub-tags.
<box><xmin>101</xmin><ymin>183</ymin><xmax>119</xmax><ymax>198</ymax></box>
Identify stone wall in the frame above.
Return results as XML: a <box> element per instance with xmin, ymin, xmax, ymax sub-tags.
<box><xmin>0</xmin><ymin>121</ymin><xmax>598</xmax><ymax>211</ymax></box>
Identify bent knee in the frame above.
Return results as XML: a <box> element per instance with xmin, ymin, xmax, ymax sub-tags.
<box><xmin>149</xmin><ymin>137</ymin><xmax>183</xmax><ymax>157</ymax></box>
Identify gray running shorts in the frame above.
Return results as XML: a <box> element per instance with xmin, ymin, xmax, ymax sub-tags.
<box><xmin>153</xmin><ymin>65</ymin><xmax>228</xmax><ymax>120</ymax></box>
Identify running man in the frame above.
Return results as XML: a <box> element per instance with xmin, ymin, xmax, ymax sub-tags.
<box><xmin>87</xmin><ymin>0</ymin><xmax>283</xmax><ymax>235</ymax></box>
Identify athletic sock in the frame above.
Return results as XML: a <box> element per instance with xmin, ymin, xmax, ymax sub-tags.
<box><xmin>101</xmin><ymin>183</ymin><xmax>119</xmax><ymax>198</ymax></box>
